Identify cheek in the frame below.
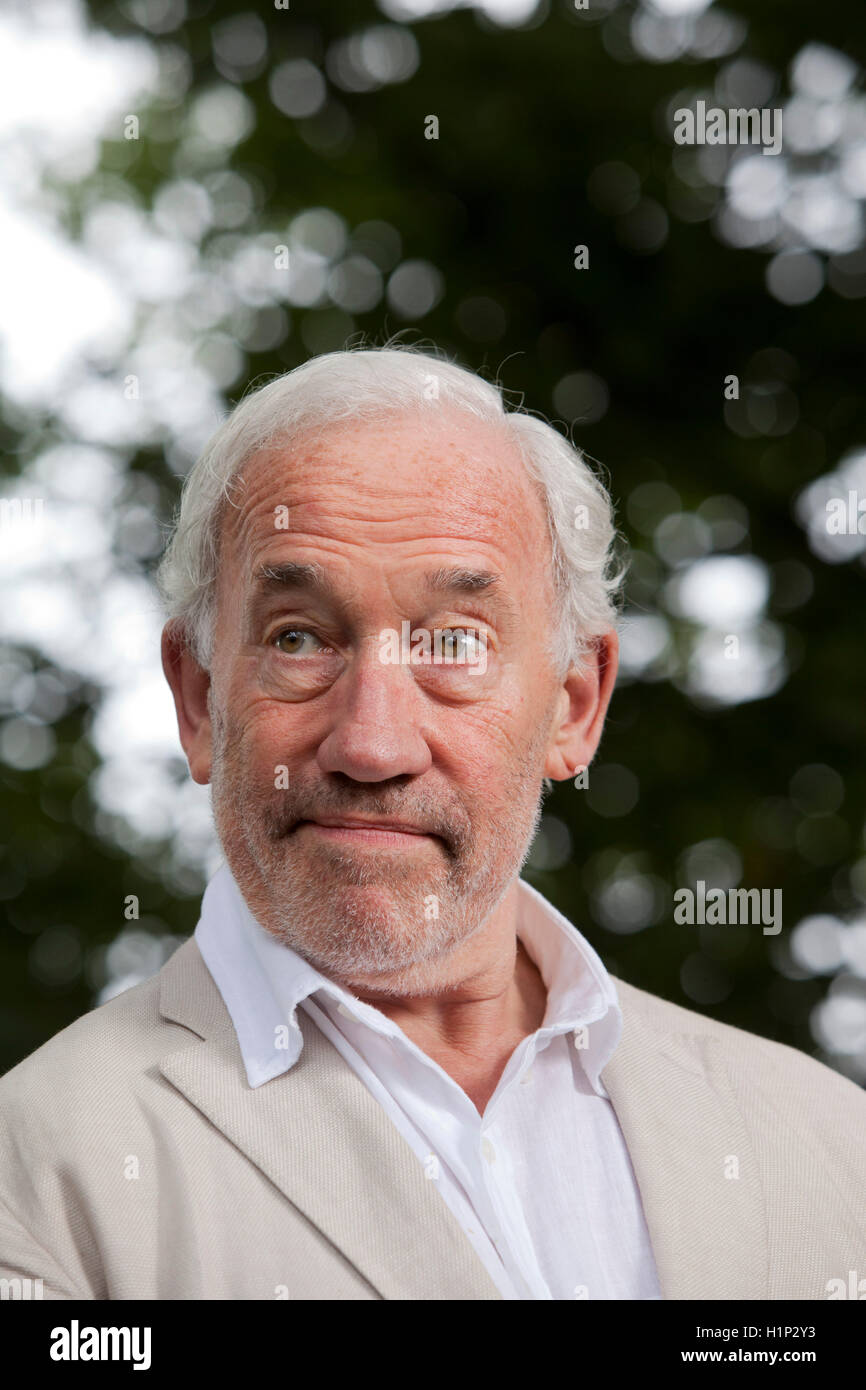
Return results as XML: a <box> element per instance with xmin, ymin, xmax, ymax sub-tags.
<box><xmin>437</xmin><ymin>692</ymin><xmax>539</xmax><ymax>791</ymax></box>
<box><xmin>468</xmin><ymin>676</ymin><xmax>537</xmax><ymax>754</ymax></box>
<box><xmin>218</xmin><ymin>687</ymin><xmax>300</xmax><ymax>774</ymax></box>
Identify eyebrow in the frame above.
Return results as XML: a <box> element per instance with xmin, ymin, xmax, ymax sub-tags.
<box><xmin>424</xmin><ymin>566</ymin><xmax>518</xmax><ymax>620</ymax></box>
<box><xmin>253</xmin><ymin>561</ymin><xmax>336</xmax><ymax>600</ymax></box>
<box><xmin>251</xmin><ymin>561</ymin><xmax>518</xmax><ymax>620</ymax></box>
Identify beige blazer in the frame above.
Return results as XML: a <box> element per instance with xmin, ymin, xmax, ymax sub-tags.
<box><xmin>0</xmin><ymin>935</ymin><xmax>864</xmax><ymax>1300</ymax></box>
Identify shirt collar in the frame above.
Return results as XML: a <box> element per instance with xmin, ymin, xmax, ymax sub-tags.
<box><xmin>514</xmin><ymin>877</ymin><xmax>622</xmax><ymax>1094</ymax></box>
<box><xmin>194</xmin><ymin>862</ymin><xmax>622</xmax><ymax>1096</ymax></box>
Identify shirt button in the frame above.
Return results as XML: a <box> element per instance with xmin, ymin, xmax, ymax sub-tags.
<box><xmin>482</xmin><ymin>1137</ymin><xmax>496</xmax><ymax>1163</ymax></box>
<box><xmin>520</xmin><ymin>1068</ymin><xmax>533</xmax><ymax>1085</ymax></box>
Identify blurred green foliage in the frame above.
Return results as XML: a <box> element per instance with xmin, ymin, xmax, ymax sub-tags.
<box><xmin>1</xmin><ymin>0</ymin><xmax>864</xmax><ymax>1079</ymax></box>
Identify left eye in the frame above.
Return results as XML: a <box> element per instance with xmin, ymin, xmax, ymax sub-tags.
<box><xmin>273</xmin><ymin>628</ymin><xmax>323</xmax><ymax>656</ymax></box>
<box><xmin>440</xmin><ymin>629</ymin><xmax>483</xmax><ymax>660</ymax></box>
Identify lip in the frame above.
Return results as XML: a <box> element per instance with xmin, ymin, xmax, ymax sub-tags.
<box><xmin>308</xmin><ymin>817</ymin><xmax>428</xmax><ymax>833</ymax></box>
<box><xmin>296</xmin><ymin>818</ymin><xmax>437</xmax><ymax>846</ymax></box>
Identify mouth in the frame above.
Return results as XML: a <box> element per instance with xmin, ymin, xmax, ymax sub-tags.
<box><xmin>294</xmin><ymin>818</ymin><xmax>440</xmax><ymax>848</ymax></box>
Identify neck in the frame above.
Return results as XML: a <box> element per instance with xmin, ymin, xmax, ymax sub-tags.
<box><xmin>346</xmin><ymin>887</ymin><xmax>548</xmax><ymax>1116</ymax></box>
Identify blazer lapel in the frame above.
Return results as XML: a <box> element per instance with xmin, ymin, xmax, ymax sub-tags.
<box><xmin>601</xmin><ymin>981</ymin><xmax>769</xmax><ymax>1300</ymax></box>
<box><xmin>157</xmin><ymin>937</ymin><xmax>502</xmax><ymax>1301</ymax></box>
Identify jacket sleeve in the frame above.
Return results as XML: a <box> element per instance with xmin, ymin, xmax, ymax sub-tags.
<box><xmin>0</xmin><ymin>1193</ymin><xmax>91</xmax><ymax>1300</ymax></box>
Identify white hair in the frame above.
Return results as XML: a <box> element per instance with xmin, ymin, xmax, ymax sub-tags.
<box><xmin>156</xmin><ymin>342</ymin><xmax>626</xmax><ymax>676</ymax></box>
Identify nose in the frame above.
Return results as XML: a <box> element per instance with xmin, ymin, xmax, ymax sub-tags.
<box><xmin>315</xmin><ymin>637</ymin><xmax>433</xmax><ymax>783</ymax></box>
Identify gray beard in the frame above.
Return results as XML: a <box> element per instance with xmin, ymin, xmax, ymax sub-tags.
<box><xmin>208</xmin><ymin>705</ymin><xmax>548</xmax><ymax>991</ymax></box>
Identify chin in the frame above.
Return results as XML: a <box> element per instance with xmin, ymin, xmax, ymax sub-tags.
<box><xmin>322</xmin><ymin>882</ymin><xmax>419</xmax><ymax>932</ymax></box>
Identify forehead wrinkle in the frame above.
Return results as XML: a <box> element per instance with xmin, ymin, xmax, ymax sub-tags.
<box><xmin>230</xmin><ymin>495</ymin><xmax>537</xmax><ymax>574</ymax></box>
<box><xmin>226</xmin><ymin>463</ymin><xmax>522</xmax><ymax>543</ymax></box>
<box><xmin>218</xmin><ymin>418</ymin><xmax>555</xmax><ymax>607</ymax></box>
<box><xmin>231</xmin><ymin>419</ymin><xmax>535</xmax><ymax>518</ymax></box>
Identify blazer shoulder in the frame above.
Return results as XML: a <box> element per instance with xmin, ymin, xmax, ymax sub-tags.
<box><xmin>611</xmin><ymin>973</ymin><xmax>866</xmax><ymax>1119</ymax></box>
<box><xmin>0</xmin><ymin>936</ymin><xmax>199</xmax><ymax>1110</ymax></box>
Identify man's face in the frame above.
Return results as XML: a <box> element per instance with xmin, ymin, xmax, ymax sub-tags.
<box><xmin>195</xmin><ymin>410</ymin><xmax>582</xmax><ymax>990</ymax></box>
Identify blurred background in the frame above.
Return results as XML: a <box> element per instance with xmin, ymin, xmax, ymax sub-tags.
<box><xmin>1</xmin><ymin>0</ymin><xmax>865</xmax><ymax>1082</ymax></box>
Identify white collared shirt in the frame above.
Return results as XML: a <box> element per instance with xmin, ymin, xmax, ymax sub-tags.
<box><xmin>194</xmin><ymin>863</ymin><xmax>662</xmax><ymax>1301</ymax></box>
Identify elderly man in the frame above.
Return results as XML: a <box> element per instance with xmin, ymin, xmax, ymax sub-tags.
<box><xmin>1</xmin><ymin>346</ymin><xmax>864</xmax><ymax>1302</ymax></box>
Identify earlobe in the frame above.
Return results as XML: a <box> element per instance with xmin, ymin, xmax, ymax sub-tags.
<box><xmin>160</xmin><ymin>624</ymin><xmax>214</xmax><ymax>785</ymax></box>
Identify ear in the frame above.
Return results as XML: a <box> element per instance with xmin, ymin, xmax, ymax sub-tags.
<box><xmin>161</xmin><ymin>623</ymin><xmax>213</xmax><ymax>785</ymax></box>
<box><xmin>543</xmin><ymin>630</ymin><xmax>619</xmax><ymax>782</ymax></box>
